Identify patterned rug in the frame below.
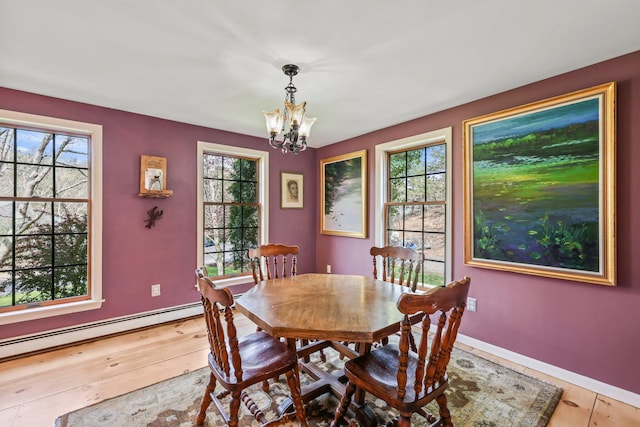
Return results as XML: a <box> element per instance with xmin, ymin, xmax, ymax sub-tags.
<box><xmin>55</xmin><ymin>347</ymin><xmax>561</xmax><ymax>427</ymax></box>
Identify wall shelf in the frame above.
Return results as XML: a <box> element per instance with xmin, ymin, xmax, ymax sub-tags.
<box><xmin>138</xmin><ymin>190</ymin><xmax>173</xmax><ymax>199</ymax></box>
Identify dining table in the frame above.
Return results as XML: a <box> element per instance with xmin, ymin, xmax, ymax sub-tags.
<box><xmin>235</xmin><ymin>273</ymin><xmax>415</xmax><ymax>427</ymax></box>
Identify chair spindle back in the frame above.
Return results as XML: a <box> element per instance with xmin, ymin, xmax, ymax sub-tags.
<box><xmin>248</xmin><ymin>243</ymin><xmax>299</xmax><ymax>283</ymax></box>
<box><xmin>196</xmin><ymin>269</ymin><xmax>242</xmax><ymax>381</ymax></box>
<box><xmin>396</xmin><ymin>276</ymin><xmax>470</xmax><ymax>399</ymax></box>
<box><xmin>370</xmin><ymin>245</ymin><xmax>423</xmax><ymax>291</ymax></box>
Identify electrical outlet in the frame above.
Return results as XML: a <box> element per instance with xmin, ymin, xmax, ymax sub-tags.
<box><xmin>151</xmin><ymin>284</ymin><xmax>161</xmax><ymax>297</ymax></box>
<box><xmin>327</xmin><ymin>264</ymin><xmax>332</xmax><ymax>274</ymax></box>
<box><xmin>467</xmin><ymin>297</ymin><xmax>477</xmax><ymax>312</ymax></box>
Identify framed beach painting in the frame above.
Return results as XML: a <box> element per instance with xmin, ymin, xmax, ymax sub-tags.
<box><xmin>463</xmin><ymin>82</ymin><xmax>616</xmax><ymax>286</ymax></box>
<box><xmin>320</xmin><ymin>150</ymin><xmax>367</xmax><ymax>238</ymax></box>
<box><xmin>281</xmin><ymin>172</ymin><xmax>303</xmax><ymax>209</ymax></box>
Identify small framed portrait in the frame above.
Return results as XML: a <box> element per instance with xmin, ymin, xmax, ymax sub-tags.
<box><xmin>281</xmin><ymin>172</ymin><xmax>303</xmax><ymax>209</ymax></box>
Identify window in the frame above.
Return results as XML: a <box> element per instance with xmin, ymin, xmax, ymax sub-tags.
<box><xmin>0</xmin><ymin>110</ymin><xmax>103</xmax><ymax>324</ymax></box>
<box><xmin>375</xmin><ymin>128</ymin><xmax>452</xmax><ymax>287</ymax></box>
<box><xmin>197</xmin><ymin>142</ymin><xmax>268</xmax><ymax>286</ymax></box>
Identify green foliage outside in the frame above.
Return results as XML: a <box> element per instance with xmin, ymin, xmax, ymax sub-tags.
<box><xmin>203</xmin><ymin>155</ymin><xmax>258</xmax><ymax>277</ymax></box>
<box><xmin>390</xmin><ymin>264</ymin><xmax>444</xmax><ymax>288</ymax></box>
<box><xmin>0</xmin><ymin>127</ymin><xmax>89</xmax><ymax>308</ymax></box>
<box><xmin>386</xmin><ymin>144</ymin><xmax>447</xmax><ymax>287</ymax></box>
<box><xmin>422</xmin><ymin>271</ymin><xmax>444</xmax><ymax>286</ymax></box>
<box><xmin>203</xmin><ymin>265</ymin><xmax>242</xmax><ymax>277</ymax></box>
<box><xmin>228</xmin><ymin>158</ymin><xmax>258</xmax><ymax>273</ymax></box>
<box><xmin>0</xmin><ymin>214</ymin><xmax>88</xmax><ymax>306</ymax></box>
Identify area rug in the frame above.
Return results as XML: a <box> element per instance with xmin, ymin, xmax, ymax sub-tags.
<box><xmin>55</xmin><ymin>347</ymin><xmax>561</xmax><ymax>427</ymax></box>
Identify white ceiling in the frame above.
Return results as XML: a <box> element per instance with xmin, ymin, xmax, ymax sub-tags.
<box><xmin>2</xmin><ymin>1</ymin><xmax>640</xmax><ymax>148</ymax></box>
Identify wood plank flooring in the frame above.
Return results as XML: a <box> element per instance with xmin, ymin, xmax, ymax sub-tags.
<box><xmin>0</xmin><ymin>314</ymin><xmax>638</xmax><ymax>426</ymax></box>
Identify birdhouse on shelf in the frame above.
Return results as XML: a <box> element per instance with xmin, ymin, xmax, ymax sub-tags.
<box><xmin>138</xmin><ymin>155</ymin><xmax>173</xmax><ymax>199</ymax></box>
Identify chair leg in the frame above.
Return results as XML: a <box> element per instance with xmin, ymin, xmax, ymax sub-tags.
<box><xmin>284</xmin><ymin>368</ymin><xmax>309</xmax><ymax>426</ymax></box>
<box><xmin>196</xmin><ymin>373</ymin><xmax>216</xmax><ymax>425</ymax></box>
<box><xmin>330</xmin><ymin>381</ymin><xmax>356</xmax><ymax>427</ymax></box>
<box><xmin>436</xmin><ymin>393</ymin><xmax>453</xmax><ymax>427</ymax></box>
<box><xmin>228</xmin><ymin>390</ymin><xmax>242</xmax><ymax>427</ymax></box>
<box><xmin>396</xmin><ymin>414</ymin><xmax>411</xmax><ymax>427</ymax></box>
<box><xmin>301</xmin><ymin>339</ymin><xmax>311</xmax><ymax>363</ymax></box>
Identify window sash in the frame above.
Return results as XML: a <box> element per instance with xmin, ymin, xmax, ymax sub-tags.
<box><xmin>0</xmin><ymin>109</ymin><xmax>102</xmax><ymax>325</ymax></box>
<box><xmin>374</xmin><ymin>128</ymin><xmax>452</xmax><ymax>288</ymax></box>
<box><xmin>197</xmin><ymin>142</ymin><xmax>269</xmax><ymax>287</ymax></box>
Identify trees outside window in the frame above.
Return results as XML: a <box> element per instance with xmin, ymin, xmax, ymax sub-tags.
<box><xmin>386</xmin><ymin>144</ymin><xmax>447</xmax><ymax>286</ymax></box>
<box><xmin>197</xmin><ymin>142</ymin><xmax>268</xmax><ymax>289</ymax></box>
<box><xmin>201</xmin><ymin>151</ymin><xmax>261</xmax><ymax>280</ymax></box>
<box><xmin>375</xmin><ymin>128</ymin><xmax>452</xmax><ymax>288</ymax></box>
<box><xmin>0</xmin><ymin>125</ymin><xmax>92</xmax><ymax>311</ymax></box>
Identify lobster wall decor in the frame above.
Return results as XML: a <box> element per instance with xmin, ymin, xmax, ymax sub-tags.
<box><xmin>144</xmin><ymin>206</ymin><xmax>164</xmax><ymax>229</ymax></box>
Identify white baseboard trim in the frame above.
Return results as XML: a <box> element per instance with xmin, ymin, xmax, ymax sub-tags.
<box><xmin>456</xmin><ymin>333</ymin><xmax>640</xmax><ymax>408</ymax></box>
<box><xmin>0</xmin><ymin>302</ymin><xmax>204</xmax><ymax>359</ymax></box>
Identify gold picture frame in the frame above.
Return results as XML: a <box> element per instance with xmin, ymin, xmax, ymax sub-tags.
<box><xmin>463</xmin><ymin>82</ymin><xmax>616</xmax><ymax>285</ymax></box>
<box><xmin>320</xmin><ymin>150</ymin><xmax>367</xmax><ymax>238</ymax></box>
<box><xmin>138</xmin><ymin>155</ymin><xmax>173</xmax><ymax>198</ymax></box>
<box><xmin>281</xmin><ymin>172</ymin><xmax>303</xmax><ymax>209</ymax></box>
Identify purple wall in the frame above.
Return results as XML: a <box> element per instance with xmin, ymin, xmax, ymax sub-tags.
<box><xmin>2</xmin><ymin>49</ymin><xmax>639</xmax><ymax>395</ymax></box>
<box><xmin>0</xmin><ymin>88</ymin><xmax>318</xmax><ymax>337</ymax></box>
<box><xmin>316</xmin><ymin>50</ymin><xmax>640</xmax><ymax>394</ymax></box>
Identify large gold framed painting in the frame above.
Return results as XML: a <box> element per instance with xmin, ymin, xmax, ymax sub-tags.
<box><xmin>463</xmin><ymin>82</ymin><xmax>616</xmax><ymax>286</ymax></box>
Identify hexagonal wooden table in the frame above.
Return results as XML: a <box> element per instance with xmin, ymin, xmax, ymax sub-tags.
<box><xmin>236</xmin><ymin>273</ymin><xmax>413</xmax><ymax>426</ymax></box>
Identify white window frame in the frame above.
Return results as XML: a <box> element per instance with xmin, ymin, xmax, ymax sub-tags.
<box><xmin>374</xmin><ymin>127</ymin><xmax>452</xmax><ymax>286</ymax></box>
<box><xmin>0</xmin><ymin>109</ymin><xmax>103</xmax><ymax>325</ymax></box>
<box><xmin>196</xmin><ymin>141</ymin><xmax>269</xmax><ymax>287</ymax></box>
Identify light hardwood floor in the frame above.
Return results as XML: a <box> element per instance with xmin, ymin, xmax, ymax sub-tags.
<box><xmin>0</xmin><ymin>314</ymin><xmax>638</xmax><ymax>426</ymax></box>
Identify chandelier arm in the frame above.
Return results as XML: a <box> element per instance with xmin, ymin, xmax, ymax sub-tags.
<box><xmin>269</xmin><ymin>133</ymin><xmax>286</xmax><ymax>149</ymax></box>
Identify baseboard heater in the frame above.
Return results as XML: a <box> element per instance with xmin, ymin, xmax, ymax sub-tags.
<box><xmin>0</xmin><ymin>302</ymin><xmax>204</xmax><ymax>360</ymax></box>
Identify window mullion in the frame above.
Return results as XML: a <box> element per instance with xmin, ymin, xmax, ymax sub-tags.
<box><xmin>49</xmin><ymin>201</ymin><xmax>55</xmax><ymax>300</ymax></box>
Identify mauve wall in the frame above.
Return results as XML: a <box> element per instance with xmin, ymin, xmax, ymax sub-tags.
<box><xmin>0</xmin><ymin>87</ymin><xmax>318</xmax><ymax>338</ymax></box>
<box><xmin>316</xmin><ymin>50</ymin><xmax>640</xmax><ymax>395</ymax></box>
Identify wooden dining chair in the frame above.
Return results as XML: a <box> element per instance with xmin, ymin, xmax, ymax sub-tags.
<box><xmin>331</xmin><ymin>276</ymin><xmax>471</xmax><ymax>427</ymax></box>
<box><xmin>194</xmin><ymin>268</ymin><xmax>308</xmax><ymax>427</ymax></box>
<box><xmin>248</xmin><ymin>243</ymin><xmax>327</xmax><ymax>371</ymax></box>
<box><xmin>371</xmin><ymin>245</ymin><xmax>425</xmax><ymax>350</ymax></box>
<box><xmin>370</xmin><ymin>245</ymin><xmax>424</xmax><ymax>291</ymax></box>
<box><xmin>248</xmin><ymin>243</ymin><xmax>298</xmax><ymax>283</ymax></box>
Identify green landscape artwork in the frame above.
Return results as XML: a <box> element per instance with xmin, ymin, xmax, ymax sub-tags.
<box><xmin>470</xmin><ymin>97</ymin><xmax>601</xmax><ymax>273</ymax></box>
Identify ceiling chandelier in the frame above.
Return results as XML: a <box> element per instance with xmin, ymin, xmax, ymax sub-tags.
<box><xmin>263</xmin><ymin>64</ymin><xmax>316</xmax><ymax>154</ymax></box>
